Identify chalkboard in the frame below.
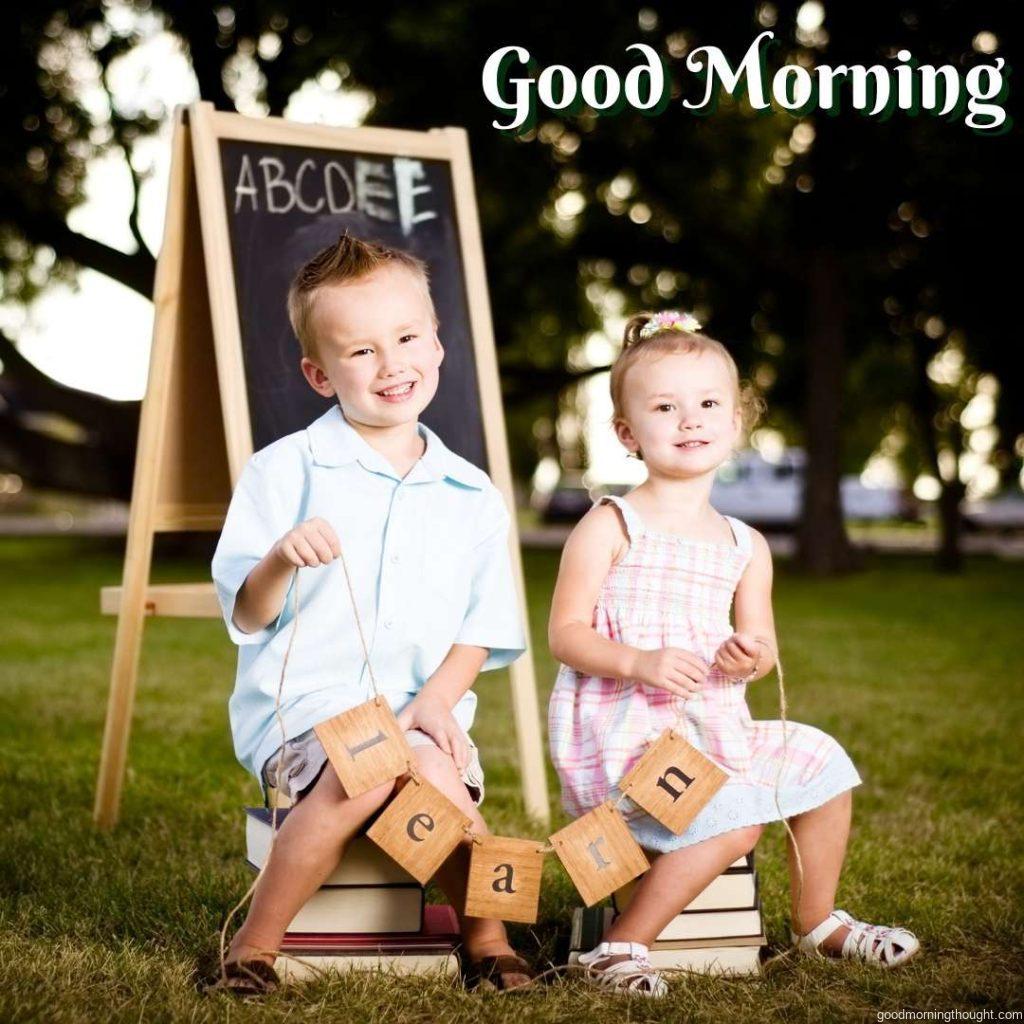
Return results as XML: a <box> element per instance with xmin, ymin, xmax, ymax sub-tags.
<box><xmin>216</xmin><ymin>138</ymin><xmax>487</xmax><ymax>468</ymax></box>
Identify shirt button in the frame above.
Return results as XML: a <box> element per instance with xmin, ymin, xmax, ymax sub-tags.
<box><xmin>384</xmin><ymin>619</ymin><xmax>393</xmax><ymax>629</ymax></box>
<box><xmin>390</xmin><ymin>554</ymin><xmax>400</xmax><ymax>564</ymax></box>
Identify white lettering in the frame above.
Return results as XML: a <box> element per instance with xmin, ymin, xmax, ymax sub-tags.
<box><xmin>683</xmin><ymin>31</ymin><xmax>773</xmax><ymax>112</ymax></box>
<box><xmin>259</xmin><ymin>157</ymin><xmax>296</xmax><ymax>214</ymax></box>
<box><xmin>482</xmin><ymin>45</ymin><xmax>533</xmax><ymax>131</ymax></box>
<box><xmin>479</xmin><ymin>38</ymin><xmax>1008</xmax><ymax>132</ymax></box>
<box><xmin>233</xmin><ymin>154</ymin><xmax>258</xmax><ymax>213</ymax></box>
<box><xmin>624</xmin><ymin>43</ymin><xmax>664</xmax><ymax>111</ymax></box>
<box><xmin>355</xmin><ymin>160</ymin><xmax>395</xmax><ymax>222</ymax></box>
<box><xmin>394</xmin><ymin>158</ymin><xmax>437</xmax><ymax>235</ymax></box>
<box><xmin>324</xmin><ymin>161</ymin><xmax>355</xmax><ymax>214</ymax></box>
<box><xmin>293</xmin><ymin>158</ymin><xmax>325</xmax><ymax>214</ymax></box>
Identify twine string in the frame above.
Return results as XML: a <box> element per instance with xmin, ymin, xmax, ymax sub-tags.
<box><xmin>217</xmin><ymin>567</ymin><xmax>303</xmax><ymax>986</ymax></box>
<box><xmin>335</xmin><ymin>542</ymin><xmax>381</xmax><ymax>699</ymax></box>
<box><xmin>217</xmin><ymin>540</ymin><xmax>388</xmax><ymax>987</ymax></box>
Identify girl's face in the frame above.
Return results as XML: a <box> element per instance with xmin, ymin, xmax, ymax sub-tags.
<box><xmin>615</xmin><ymin>349</ymin><xmax>741</xmax><ymax>478</ymax></box>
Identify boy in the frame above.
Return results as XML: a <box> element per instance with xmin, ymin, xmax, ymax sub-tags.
<box><xmin>209</xmin><ymin>235</ymin><xmax>533</xmax><ymax>994</ymax></box>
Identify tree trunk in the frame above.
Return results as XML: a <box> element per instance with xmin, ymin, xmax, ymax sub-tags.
<box><xmin>907</xmin><ymin>332</ymin><xmax>963</xmax><ymax>573</ymax></box>
<box><xmin>796</xmin><ymin>249</ymin><xmax>859</xmax><ymax>575</ymax></box>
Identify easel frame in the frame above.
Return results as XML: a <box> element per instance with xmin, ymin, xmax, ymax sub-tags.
<box><xmin>93</xmin><ymin>102</ymin><xmax>549</xmax><ymax>829</ymax></box>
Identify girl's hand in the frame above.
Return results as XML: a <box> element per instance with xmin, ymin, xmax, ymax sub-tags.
<box><xmin>630</xmin><ymin>647</ymin><xmax>709</xmax><ymax>699</ymax></box>
<box><xmin>714</xmin><ymin>632</ymin><xmax>760</xmax><ymax>680</ymax></box>
<box><xmin>273</xmin><ymin>517</ymin><xmax>341</xmax><ymax>568</ymax></box>
<box><xmin>396</xmin><ymin>694</ymin><xmax>470</xmax><ymax>772</ymax></box>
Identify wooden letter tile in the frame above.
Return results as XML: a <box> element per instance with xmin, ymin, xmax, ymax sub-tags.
<box><xmin>313</xmin><ymin>696</ymin><xmax>415</xmax><ymax>798</ymax></box>
<box><xmin>617</xmin><ymin>729</ymin><xmax>728</xmax><ymax>835</ymax></box>
<box><xmin>464</xmin><ymin>836</ymin><xmax>546</xmax><ymax>924</ymax></box>
<box><xmin>365</xmin><ymin>774</ymin><xmax>471</xmax><ymax>885</ymax></box>
<box><xmin>548</xmin><ymin>801</ymin><xmax>649</xmax><ymax>907</ymax></box>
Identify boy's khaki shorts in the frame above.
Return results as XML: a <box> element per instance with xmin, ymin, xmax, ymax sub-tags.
<box><xmin>262</xmin><ymin>726</ymin><xmax>485</xmax><ymax>808</ymax></box>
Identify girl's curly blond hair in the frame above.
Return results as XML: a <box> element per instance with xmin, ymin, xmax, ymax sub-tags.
<box><xmin>610</xmin><ymin>312</ymin><xmax>765</xmax><ymax>438</ymax></box>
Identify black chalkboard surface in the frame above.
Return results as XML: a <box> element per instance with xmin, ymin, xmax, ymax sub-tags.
<box><xmin>217</xmin><ymin>138</ymin><xmax>487</xmax><ymax>469</ymax></box>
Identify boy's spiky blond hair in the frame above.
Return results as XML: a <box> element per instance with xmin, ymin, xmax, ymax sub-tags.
<box><xmin>287</xmin><ymin>233</ymin><xmax>436</xmax><ymax>360</ymax></box>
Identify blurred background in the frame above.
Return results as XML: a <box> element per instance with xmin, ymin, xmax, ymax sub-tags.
<box><xmin>0</xmin><ymin>0</ymin><xmax>1020</xmax><ymax>575</ymax></box>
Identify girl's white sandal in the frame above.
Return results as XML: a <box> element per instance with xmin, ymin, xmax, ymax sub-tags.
<box><xmin>791</xmin><ymin>908</ymin><xmax>920</xmax><ymax>968</ymax></box>
<box><xmin>577</xmin><ymin>940</ymin><xmax>669</xmax><ymax>997</ymax></box>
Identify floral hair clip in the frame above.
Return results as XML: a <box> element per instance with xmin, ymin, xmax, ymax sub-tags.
<box><xmin>638</xmin><ymin>310</ymin><xmax>702</xmax><ymax>339</ymax></box>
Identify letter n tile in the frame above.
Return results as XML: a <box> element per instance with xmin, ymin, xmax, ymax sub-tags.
<box><xmin>617</xmin><ymin>728</ymin><xmax>728</xmax><ymax>835</ymax></box>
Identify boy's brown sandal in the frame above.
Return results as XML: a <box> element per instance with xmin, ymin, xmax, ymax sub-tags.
<box><xmin>203</xmin><ymin>958</ymin><xmax>281</xmax><ymax>998</ymax></box>
<box><xmin>462</xmin><ymin>953</ymin><xmax>536</xmax><ymax>992</ymax></box>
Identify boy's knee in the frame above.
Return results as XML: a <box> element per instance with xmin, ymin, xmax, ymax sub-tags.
<box><xmin>314</xmin><ymin>764</ymin><xmax>394</xmax><ymax>815</ymax></box>
<box><xmin>408</xmin><ymin>747</ymin><xmax>474</xmax><ymax>809</ymax></box>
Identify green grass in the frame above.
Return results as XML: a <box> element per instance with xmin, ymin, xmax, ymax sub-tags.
<box><xmin>1</xmin><ymin>536</ymin><xmax>1022</xmax><ymax>1022</ymax></box>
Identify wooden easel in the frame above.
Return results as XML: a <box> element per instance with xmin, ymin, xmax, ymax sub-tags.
<box><xmin>93</xmin><ymin>102</ymin><xmax>549</xmax><ymax>829</ymax></box>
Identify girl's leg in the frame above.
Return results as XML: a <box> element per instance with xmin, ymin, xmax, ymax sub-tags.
<box><xmin>225</xmin><ymin>765</ymin><xmax>396</xmax><ymax>971</ymax></box>
<box><xmin>599</xmin><ymin>823</ymin><xmax>764</xmax><ymax>961</ymax></box>
<box><xmin>786</xmin><ymin>788</ymin><xmax>853</xmax><ymax>952</ymax></box>
<box><xmin>404</xmin><ymin>745</ymin><xmax>531</xmax><ymax>986</ymax></box>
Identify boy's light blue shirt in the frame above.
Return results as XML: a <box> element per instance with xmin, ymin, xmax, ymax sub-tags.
<box><xmin>211</xmin><ymin>405</ymin><xmax>526</xmax><ymax>792</ymax></box>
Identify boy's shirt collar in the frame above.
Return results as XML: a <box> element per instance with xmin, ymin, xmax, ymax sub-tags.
<box><xmin>306</xmin><ymin>404</ymin><xmax>482</xmax><ymax>488</ymax></box>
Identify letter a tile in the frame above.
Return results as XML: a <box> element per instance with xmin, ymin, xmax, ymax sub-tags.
<box><xmin>617</xmin><ymin>729</ymin><xmax>728</xmax><ymax>835</ymax></box>
<box><xmin>465</xmin><ymin>836</ymin><xmax>546</xmax><ymax>924</ymax></box>
<box><xmin>314</xmin><ymin>697</ymin><xmax>415</xmax><ymax>798</ymax></box>
<box><xmin>548</xmin><ymin>801</ymin><xmax>649</xmax><ymax>906</ymax></box>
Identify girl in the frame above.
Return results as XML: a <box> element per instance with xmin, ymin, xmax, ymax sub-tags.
<box><xmin>547</xmin><ymin>311</ymin><xmax>920</xmax><ymax>997</ymax></box>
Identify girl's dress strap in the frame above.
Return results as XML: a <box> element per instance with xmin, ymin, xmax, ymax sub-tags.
<box><xmin>723</xmin><ymin>515</ymin><xmax>753</xmax><ymax>558</ymax></box>
<box><xmin>597</xmin><ymin>494</ymin><xmax>644</xmax><ymax>542</ymax></box>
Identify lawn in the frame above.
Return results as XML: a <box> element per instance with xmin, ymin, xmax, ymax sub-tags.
<box><xmin>0</xmin><ymin>535</ymin><xmax>1021</xmax><ymax>1022</ymax></box>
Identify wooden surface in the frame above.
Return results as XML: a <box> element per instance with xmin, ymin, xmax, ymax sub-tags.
<box><xmin>93</xmin><ymin>110</ymin><xmax>195</xmax><ymax>829</ymax></box>
<box><xmin>100</xmin><ymin>583</ymin><xmax>220</xmax><ymax>618</ymax></box>
<box><xmin>314</xmin><ymin>698</ymin><xmax>416</xmax><ymax>799</ymax></box>
<box><xmin>618</xmin><ymin>729</ymin><xmax>728</xmax><ymax>836</ymax></box>
<box><xmin>366</xmin><ymin>775</ymin><xmax>471</xmax><ymax>885</ymax></box>
<box><xmin>464</xmin><ymin>834</ymin><xmax>545</xmax><ymax>924</ymax></box>
<box><xmin>188</xmin><ymin>100</ymin><xmax>255</xmax><ymax>483</ymax></box>
<box><xmin>549</xmin><ymin>800</ymin><xmax>650</xmax><ymax>907</ymax></box>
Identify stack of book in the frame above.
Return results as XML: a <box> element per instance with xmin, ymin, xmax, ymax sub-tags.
<box><xmin>245</xmin><ymin>807</ymin><xmax>462</xmax><ymax>981</ymax></box>
<box><xmin>567</xmin><ymin>851</ymin><xmax>765</xmax><ymax>976</ymax></box>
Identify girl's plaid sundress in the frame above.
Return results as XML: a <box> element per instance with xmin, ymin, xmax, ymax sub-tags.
<box><xmin>548</xmin><ymin>495</ymin><xmax>863</xmax><ymax>852</ymax></box>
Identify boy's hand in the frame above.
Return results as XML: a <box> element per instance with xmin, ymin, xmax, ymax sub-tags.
<box><xmin>273</xmin><ymin>517</ymin><xmax>341</xmax><ymax>569</ymax></box>
<box><xmin>714</xmin><ymin>632</ymin><xmax>760</xmax><ymax>680</ymax></box>
<box><xmin>630</xmin><ymin>647</ymin><xmax>708</xmax><ymax>699</ymax></box>
<box><xmin>396</xmin><ymin>694</ymin><xmax>470</xmax><ymax>772</ymax></box>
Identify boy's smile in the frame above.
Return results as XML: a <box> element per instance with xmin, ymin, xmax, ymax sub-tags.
<box><xmin>299</xmin><ymin>263</ymin><xmax>443</xmax><ymax>433</ymax></box>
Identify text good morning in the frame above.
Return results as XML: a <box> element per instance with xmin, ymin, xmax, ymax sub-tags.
<box><xmin>482</xmin><ymin>32</ymin><xmax>1009</xmax><ymax>133</ymax></box>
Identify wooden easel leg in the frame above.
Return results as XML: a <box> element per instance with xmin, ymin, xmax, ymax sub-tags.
<box><xmin>509</xmin><ymin>658</ymin><xmax>551</xmax><ymax>827</ymax></box>
<box><xmin>93</xmin><ymin>538</ymin><xmax>154</xmax><ymax>829</ymax></box>
<box><xmin>93</xmin><ymin>111</ymin><xmax>190</xmax><ymax>829</ymax></box>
